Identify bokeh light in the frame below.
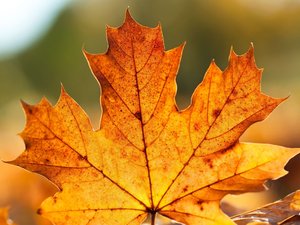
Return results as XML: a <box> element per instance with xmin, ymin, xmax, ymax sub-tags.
<box><xmin>0</xmin><ymin>0</ymin><xmax>71</xmax><ymax>59</ymax></box>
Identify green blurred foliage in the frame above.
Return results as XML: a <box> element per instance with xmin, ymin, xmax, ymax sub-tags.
<box><xmin>2</xmin><ymin>0</ymin><xmax>300</xmax><ymax>108</ymax></box>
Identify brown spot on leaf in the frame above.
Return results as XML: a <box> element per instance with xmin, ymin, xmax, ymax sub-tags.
<box><xmin>213</xmin><ymin>109</ymin><xmax>221</xmax><ymax>118</ymax></box>
<box><xmin>78</xmin><ymin>155</ymin><xmax>87</xmax><ymax>161</ymax></box>
<box><xmin>194</xmin><ymin>123</ymin><xmax>200</xmax><ymax>131</ymax></box>
<box><xmin>197</xmin><ymin>200</ymin><xmax>203</xmax><ymax>204</ymax></box>
<box><xmin>162</xmin><ymin>164</ymin><xmax>168</xmax><ymax>173</ymax></box>
<box><xmin>37</xmin><ymin>208</ymin><xmax>43</xmax><ymax>215</ymax></box>
<box><xmin>134</xmin><ymin>111</ymin><xmax>142</xmax><ymax>120</ymax></box>
<box><xmin>232</xmin><ymin>89</ymin><xmax>238</xmax><ymax>97</ymax></box>
<box><xmin>183</xmin><ymin>185</ymin><xmax>189</xmax><ymax>192</ymax></box>
<box><xmin>204</xmin><ymin>158</ymin><xmax>213</xmax><ymax>169</ymax></box>
<box><xmin>140</xmin><ymin>36</ymin><xmax>146</xmax><ymax>42</ymax></box>
<box><xmin>220</xmin><ymin>148</ymin><xmax>230</xmax><ymax>154</ymax></box>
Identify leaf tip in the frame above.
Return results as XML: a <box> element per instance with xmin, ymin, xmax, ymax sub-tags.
<box><xmin>246</xmin><ymin>42</ymin><xmax>255</xmax><ymax>58</ymax></box>
<box><xmin>20</xmin><ymin>99</ymin><xmax>29</xmax><ymax>108</ymax></box>
<box><xmin>82</xmin><ymin>47</ymin><xmax>89</xmax><ymax>58</ymax></box>
<box><xmin>207</xmin><ymin>58</ymin><xmax>221</xmax><ymax>73</ymax></box>
<box><xmin>274</xmin><ymin>95</ymin><xmax>289</xmax><ymax>107</ymax></box>
<box><xmin>81</xmin><ymin>43</ymin><xmax>88</xmax><ymax>55</ymax></box>
<box><xmin>177</xmin><ymin>41</ymin><xmax>186</xmax><ymax>53</ymax></box>
<box><xmin>292</xmin><ymin>147</ymin><xmax>300</xmax><ymax>155</ymax></box>
<box><xmin>60</xmin><ymin>83</ymin><xmax>66</xmax><ymax>94</ymax></box>
<box><xmin>209</xmin><ymin>58</ymin><xmax>217</xmax><ymax>68</ymax></box>
<box><xmin>58</xmin><ymin>84</ymin><xmax>72</xmax><ymax>102</ymax></box>
<box><xmin>125</xmin><ymin>8</ymin><xmax>135</xmax><ymax>24</ymax></box>
<box><xmin>124</xmin><ymin>8</ymin><xmax>150</xmax><ymax>29</ymax></box>
<box><xmin>20</xmin><ymin>100</ymin><xmax>35</xmax><ymax>116</ymax></box>
<box><xmin>82</xmin><ymin>48</ymin><xmax>94</xmax><ymax>64</ymax></box>
<box><xmin>229</xmin><ymin>46</ymin><xmax>237</xmax><ymax>60</ymax></box>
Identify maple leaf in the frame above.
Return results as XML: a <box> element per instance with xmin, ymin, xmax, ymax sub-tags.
<box><xmin>7</xmin><ymin>11</ymin><xmax>300</xmax><ymax>225</ymax></box>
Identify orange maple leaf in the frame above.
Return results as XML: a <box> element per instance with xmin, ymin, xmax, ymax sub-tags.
<box><xmin>8</xmin><ymin>11</ymin><xmax>300</xmax><ymax>225</ymax></box>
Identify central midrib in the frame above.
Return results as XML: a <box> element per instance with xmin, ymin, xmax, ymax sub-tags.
<box><xmin>130</xmin><ymin>37</ymin><xmax>155</xmax><ymax>210</ymax></box>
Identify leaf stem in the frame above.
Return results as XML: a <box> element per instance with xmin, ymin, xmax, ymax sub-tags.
<box><xmin>151</xmin><ymin>212</ymin><xmax>156</xmax><ymax>225</ymax></box>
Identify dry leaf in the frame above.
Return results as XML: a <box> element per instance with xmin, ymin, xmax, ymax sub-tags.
<box><xmin>0</xmin><ymin>208</ymin><xmax>16</xmax><ymax>225</ymax></box>
<box><xmin>232</xmin><ymin>190</ymin><xmax>300</xmax><ymax>225</ymax></box>
<box><xmin>7</xmin><ymin>11</ymin><xmax>300</xmax><ymax>225</ymax></box>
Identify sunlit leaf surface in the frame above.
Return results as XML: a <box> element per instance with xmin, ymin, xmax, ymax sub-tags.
<box><xmin>8</xmin><ymin>11</ymin><xmax>300</xmax><ymax>225</ymax></box>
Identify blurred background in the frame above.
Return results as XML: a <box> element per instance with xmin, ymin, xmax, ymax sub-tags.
<box><xmin>1</xmin><ymin>0</ymin><xmax>300</xmax><ymax>224</ymax></box>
